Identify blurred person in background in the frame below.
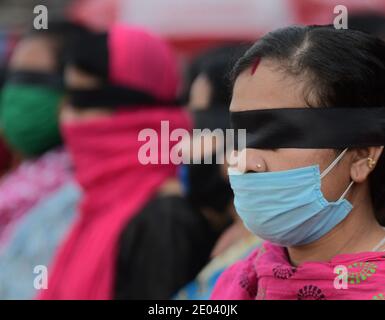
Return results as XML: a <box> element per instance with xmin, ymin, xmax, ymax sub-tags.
<box><xmin>175</xmin><ymin>45</ymin><xmax>262</xmax><ymax>300</ymax></box>
<box><xmin>39</xmin><ymin>25</ymin><xmax>220</xmax><ymax>300</ymax></box>
<box><xmin>349</xmin><ymin>12</ymin><xmax>385</xmax><ymax>39</ymax></box>
<box><xmin>0</xmin><ymin>21</ymin><xmax>84</xmax><ymax>299</ymax></box>
<box><xmin>211</xmin><ymin>25</ymin><xmax>385</xmax><ymax>300</ymax></box>
<box><xmin>0</xmin><ymin>66</ymin><xmax>12</xmax><ymax>177</ymax></box>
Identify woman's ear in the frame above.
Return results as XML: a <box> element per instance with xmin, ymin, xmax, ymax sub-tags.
<box><xmin>350</xmin><ymin>146</ymin><xmax>384</xmax><ymax>183</ymax></box>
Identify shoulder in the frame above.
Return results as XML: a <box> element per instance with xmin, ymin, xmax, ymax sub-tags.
<box><xmin>211</xmin><ymin>247</ymin><xmax>260</xmax><ymax>300</ymax></box>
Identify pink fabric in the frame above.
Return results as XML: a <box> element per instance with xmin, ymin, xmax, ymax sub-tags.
<box><xmin>109</xmin><ymin>25</ymin><xmax>179</xmax><ymax>102</ymax></box>
<box><xmin>0</xmin><ymin>148</ymin><xmax>72</xmax><ymax>244</ymax></box>
<box><xmin>39</xmin><ymin>25</ymin><xmax>190</xmax><ymax>300</ymax></box>
<box><xmin>211</xmin><ymin>241</ymin><xmax>385</xmax><ymax>300</ymax></box>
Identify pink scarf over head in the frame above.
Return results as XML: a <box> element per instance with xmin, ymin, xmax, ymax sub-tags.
<box><xmin>211</xmin><ymin>241</ymin><xmax>385</xmax><ymax>300</ymax></box>
<box><xmin>39</xmin><ymin>25</ymin><xmax>190</xmax><ymax>300</ymax></box>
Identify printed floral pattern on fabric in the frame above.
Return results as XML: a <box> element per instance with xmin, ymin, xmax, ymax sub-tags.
<box><xmin>239</xmin><ymin>262</ymin><xmax>258</xmax><ymax>299</ymax></box>
<box><xmin>272</xmin><ymin>264</ymin><xmax>297</xmax><ymax>279</ymax></box>
<box><xmin>211</xmin><ymin>241</ymin><xmax>385</xmax><ymax>300</ymax></box>
<box><xmin>347</xmin><ymin>262</ymin><xmax>377</xmax><ymax>285</ymax></box>
<box><xmin>239</xmin><ymin>242</ymin><xmax>268</xmax><ymax>299</ymax></box>
<box><xmin>373</xmin><ymin>293</ymin><xmax>385</xmax><ymax>300</ymax></box>
<box><xmin>297</xmin><ymin>285</ymin><xmax>326</xmax><ymax>300</ymax></box>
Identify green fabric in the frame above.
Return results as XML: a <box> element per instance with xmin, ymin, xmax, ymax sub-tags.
<box><xmin>0</xmin><ymin>84</ymin><xmax>63</xmax><ymax>157</ymax></box>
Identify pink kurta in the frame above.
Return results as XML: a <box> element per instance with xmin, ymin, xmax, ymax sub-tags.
<box><xmin>211</xmin><ymin>241</ymin><xmax>385</xmax><ymax>300</ymax></box>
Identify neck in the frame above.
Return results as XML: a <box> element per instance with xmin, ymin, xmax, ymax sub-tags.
<box><xmin>288</xmin><ymin>184</ymin><xmax>385</xmax><ymax>266</ymax></box>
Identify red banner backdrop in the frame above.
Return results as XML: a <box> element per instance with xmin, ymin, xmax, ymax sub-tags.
<box><xmin>290</xmin><ymin>0</ymin><xmax>385</xmax><ymax>25</ymax></box>
<box><xmin>68</xmin><ymin>0</ymin><xmax>119</xmax><ymax>31</ymax></box>
<box><xmin>67</xmin><ymin>0</ymin><xmax>385</xmax><ymax>56</ymax></box>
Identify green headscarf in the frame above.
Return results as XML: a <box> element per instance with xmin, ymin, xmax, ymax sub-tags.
<box><xmin>0</xmin><ymin>84</ymin><xmax>63</xmax><ymax>157</ymax></box>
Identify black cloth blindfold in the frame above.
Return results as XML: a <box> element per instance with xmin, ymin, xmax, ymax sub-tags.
<box><xmin>231</xmin><ymin>107</ymin><xmax>385</xmax><ymax>149</ymax></box>
<box><xmin>68</xmin><ymin>84</ymin><xmax>179</xmax><ymax>109</ymax></box>
<box><xmin>6</xmin><ymin>71</ymin><xmax>64</xmax><ymax>89</ymax></box>
<box><xmin>192</xmin><ymin>108</ymin><xmax>230</xmax><ymax>131</ymax></box>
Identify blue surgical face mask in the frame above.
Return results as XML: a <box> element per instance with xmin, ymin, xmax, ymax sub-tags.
<box><xmin>229</xmin><ymin>148</ymin><xmax>354</xmax><ymax>247</ymax></box>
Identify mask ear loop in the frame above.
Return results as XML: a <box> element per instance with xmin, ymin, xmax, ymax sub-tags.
<box><xmin>338</xmin><ymin>180</ymin><xmax>354</xmax><ymax>201</ymax></box>
<box><xmin>319</xmin><ymin>148</ymin><xmax>354</xmax><ymax>201</ymax></box>
<box><xmin>320</xmin><ymin>148</ymin><xmax>349</xmax><ymax>179</ymax></box>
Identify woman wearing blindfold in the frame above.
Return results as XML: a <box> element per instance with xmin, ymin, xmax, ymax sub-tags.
<box><xmin>39</xmin><ymin>25</ymin><xmax>220</xmax><ymax>300</ymax></box>
<box><xmin>0</xmin><ymin>22</ymin><xmax>85</xmax><ymax>299</ymax></box>
<box><xmin>212</xmin><ymin>25</ymin><xmax>385</xmax><ymax>300</ymax></box>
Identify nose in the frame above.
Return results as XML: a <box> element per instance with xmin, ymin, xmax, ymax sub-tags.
<box><xmin>228</xmin><ymin>148</ymin><xmax>267</xmax><ymax>173</ymax></box>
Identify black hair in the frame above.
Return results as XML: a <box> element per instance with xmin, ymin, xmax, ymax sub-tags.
<box><xmin>233</xmin><ymin>25</ymin><xmax>385</xmax><ymax>225</ymax></box>
<box><xmin>182</xmin><ymin>43</ymin><xmax>251</xmax><ymax>107</ymax></box>
<box><xmin>64</xmin><ymin>30</ymin><xmax>109</xmax><ymax>80</ymax></box>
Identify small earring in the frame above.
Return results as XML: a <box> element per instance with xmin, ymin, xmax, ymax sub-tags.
<box><xmin>368</xmin><ymin>157</ymin><xmax>376</xmax><ymax>169</ymax></box>
<box><xmin>256</xmin><ymin>164</ymin><xmax>262</xmax><ymax>170</ymax></box>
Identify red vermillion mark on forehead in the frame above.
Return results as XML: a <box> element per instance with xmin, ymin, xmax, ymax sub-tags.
<box><xmin>251</xmin><ymin>57</ymin><xmax>261</xmax><ymax>75</ymax></box>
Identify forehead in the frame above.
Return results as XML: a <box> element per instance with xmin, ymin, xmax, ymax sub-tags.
<box><xmin>230</xmin><ymin>59</ymin><xmax>307</xmax><ymax>112</ymax></box>
<box><xmin>9</xmin><ymin>37</ymin><xmax>57</xmax><ymax>72</ymax></box>
<box><xmin>188</xmin><ymin>74</ymin><xmax>212</xmax><ymax>110</ymax></box>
